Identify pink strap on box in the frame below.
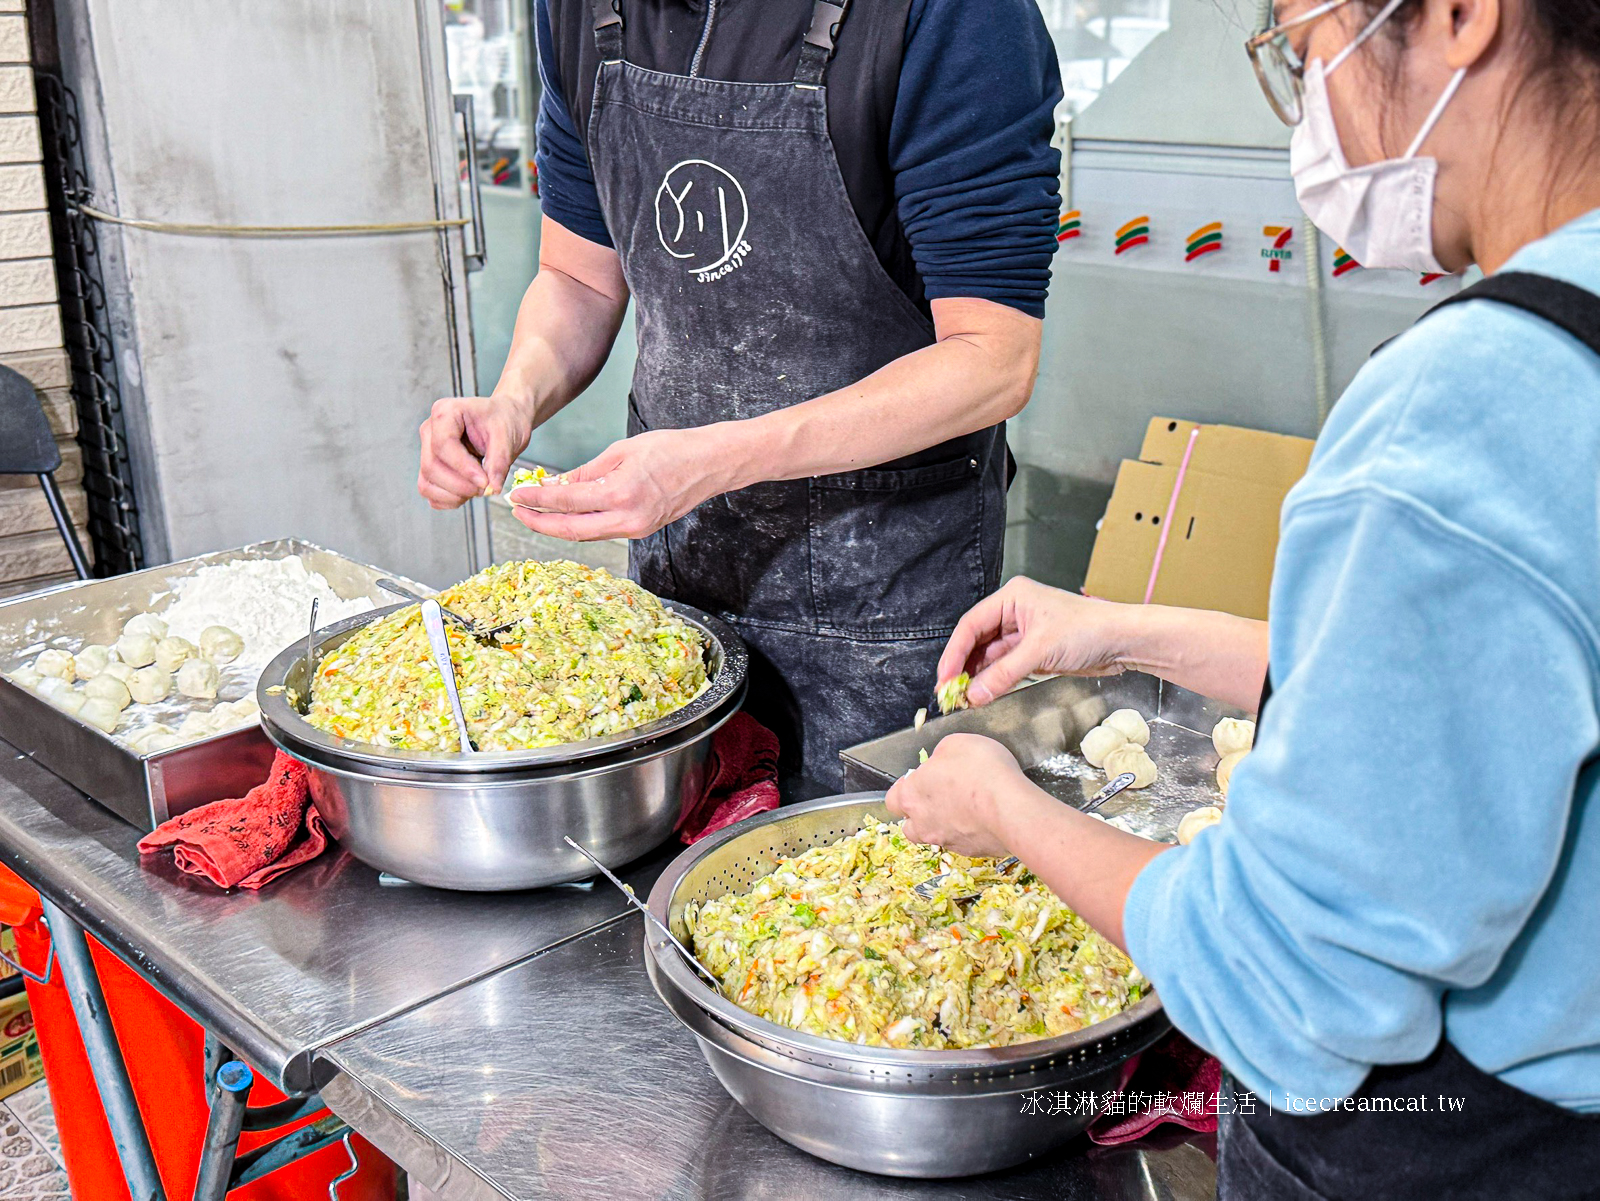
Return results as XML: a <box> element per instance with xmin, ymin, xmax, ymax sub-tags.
<box><xmin>1143</xmin><ymin>426</ymin><xmax>1200</xmax><ymax>605</ymax></box>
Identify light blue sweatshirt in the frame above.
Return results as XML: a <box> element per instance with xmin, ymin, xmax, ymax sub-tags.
<box><xmin>1124</xmin><ymin>209</ymin><xmax>1600</xmax><ymax>1112</ymax></box>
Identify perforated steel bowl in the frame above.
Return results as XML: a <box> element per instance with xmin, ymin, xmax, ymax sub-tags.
<box><xmin>645</xmin><ymin>795</ymin><xmax>1170</xmax><ymax>1177</ymax></box>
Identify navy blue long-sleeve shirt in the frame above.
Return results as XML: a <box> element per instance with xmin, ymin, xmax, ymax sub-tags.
<box><xmin>534</xmin><ymin>0</ymin><xmax>1063</xmax><ymax>317</ymax></box>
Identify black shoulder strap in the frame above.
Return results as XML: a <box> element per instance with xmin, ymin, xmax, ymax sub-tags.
<box><xmin>795</xmin><ymin>0</ymin><xmax>852</xmax><ymax>88</ymax></box>
<box><xmin>592</xmin><ymin>0</ymin><xmax>623</xmax><ymax>62</ymax></box>
<box><xmin>1415</xmin><ymin>270</ymin><xmax>1600</xmax><ymax>357</ymax></box>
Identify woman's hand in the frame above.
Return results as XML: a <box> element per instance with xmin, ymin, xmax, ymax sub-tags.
<box><xmin>885</xmin><ymin>733</ymin><xmax>1033</xmax><ymax>858</ymax></box>
<box><xmin>938</xmin><ymin>578</ymin><xmax>1141</xmax><ymax>707</ymax></box>
<box><xmin>418</xmin><ymin>395</ymin><xmax>534</xmax><ymax>509</ymax></box>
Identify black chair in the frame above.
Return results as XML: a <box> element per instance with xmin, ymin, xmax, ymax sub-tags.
<box><xmin>0</xmin><ymin>363</ymin><xmax>91</xmax><ymax>581</ymax></box>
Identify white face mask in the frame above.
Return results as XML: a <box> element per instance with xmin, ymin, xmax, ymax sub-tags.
<box><xmin>1289</xmin><ymin>0</ymin><xmax>1468</xmax><ymax>274</ymax></box>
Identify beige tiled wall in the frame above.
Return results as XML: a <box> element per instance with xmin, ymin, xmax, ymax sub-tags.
<box><xmin>0</xmin><ymin>6</ymin><xmax>83</xmax><ymax>598</ymax></box>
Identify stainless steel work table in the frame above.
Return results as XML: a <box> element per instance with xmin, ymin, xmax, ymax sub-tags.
<box><xmin>319</xmin><ymin>917</ymin><xmax>1218</xmax><ymax>1201</ymax></box>
<box><xmin>0</xmin><ymin>736</ymin><xmax>665</xmax><ymax>1094</ymax></box>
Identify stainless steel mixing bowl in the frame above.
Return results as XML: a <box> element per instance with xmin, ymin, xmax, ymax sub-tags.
<box><xmin>645</xmin><ymin>795</ymin><xmax>1171</xmax><ymax>1178</ymax></box>
<box><xmin>258</xmin><ymin>600</ymin><xmax>747</xmax><ymax>890</ymax></box>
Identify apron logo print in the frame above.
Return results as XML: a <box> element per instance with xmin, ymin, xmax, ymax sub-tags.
<box><xmin>655</xmin><ymin>159</ymin><xmax>752</xmax><ymax>283</ymax></box>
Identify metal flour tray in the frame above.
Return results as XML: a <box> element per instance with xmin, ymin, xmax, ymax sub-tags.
<box><xmin>0</xmin><ymin>538</ymin><xmax>430</xmax><ymax>830</ymax></box>
<box><xmin>840</xmin><ymin>672</ymin><xmax>1250</xmax><ymax>843</ymax></box>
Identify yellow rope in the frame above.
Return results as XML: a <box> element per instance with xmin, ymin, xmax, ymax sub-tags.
<box><xmin>73</xmin><ymin>202</ymin><xmax>469</xmax><ymax>238</ymax></box>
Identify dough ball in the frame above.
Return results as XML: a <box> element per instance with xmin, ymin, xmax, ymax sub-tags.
<box><xmin>1212</xmin><ymin>717</ymin><xmax>1256</xmax><ymax>758</ymax></box>
<box><xmin>33</xmin><ymin>648</ymin><xmax>76</xmax><ymax>681</ymax></box>
<box><xmin>1102</xmin><ymin>708</ymin><xmax>1150</xmax><ymax>746</ymax></box>
<box><xmin>142</xmin><ymin>731</ymin><xmax>181</xmax><ymax>753</ymax></box>
<box><xmin>128</xmin><ymin>666</ymin><xmax>172</xmax><ymax>705</ymax></box>
<box><xmin>1216</xmin><ymin>749</ymin><xmax>1249</xmax><ymax>797</ymax></box>
<box><xmin>1080</xmin><ymin>724</ymin><xmax>1129</xmax><ymax>768</ymax></box>
<box><xmin>74</xmin><ymin>644</ymin><xmax>112</xmax><ymax>679</ymax></box>
<box><xmin>1177</xmin><ymin>806</ymin><xmax>1224</xmax><ymax>845</ymax></box>
<box><xmin>79</xmin><ymin>697</ymin><xmax>122</xmax><ymax>734</ymax></box>
<box><xmin>100</xmin><ymin>660</ymin><xmax>137</xmax><ymax>686</ymax></box>
<box><xmin>1103</xmin><ymin>743</ymin><xmax>1157</xmax><ymax>789</ymax></box>
<box><xmin>83</xmin><ymin>674</ymin><xmax>131</xmax><ymax>711</ymax></box>
<box><xmin>177</xmin><ymin>711</ymin><xmax>220</xmax><ymax>740</ymax></box>
<box><xmin>176</xmin><ymin>658</ymin><xmax>219</xmax><ymax>700</ymax></box>
<box><xmin>115</xmin><ymin>633</ymin><xmax>158</xmax><ymax>669</ymax></box>
<box><xmin>125</xmin><ymin>723</ymin><xmax>175</xmax><ymax>751</ymax></box>
<box><xmin>199</xmin><ymin>625</ymin><xmax>244</xmax><ymax>666</ymax></box>
<box><xmin>154</xmin><ymin>636</ymin><xmax>198</xmax><ymax>674</ymax></box>
<box><xmin>6</xmin><ymin>667</ymin><xmax>43</xmax><ymax>692</ymax></box>
<box><xmin>122</xmin><ymin>613</ymin><xmax>168</xmax><ymax>641</ymax></box>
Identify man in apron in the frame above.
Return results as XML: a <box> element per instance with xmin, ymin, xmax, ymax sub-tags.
<box><xmin>418</xmin><ymin>0</ymin><xmax>1062</xmax><ymax>788</ymax></box>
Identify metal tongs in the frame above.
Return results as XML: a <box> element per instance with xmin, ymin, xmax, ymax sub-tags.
<box><xmin>563</xmin><ymin>836</ymin><xmax>725</xmax><ymax>996</ymax></box>
<box><xmin>377</xmin><ymin>578</ymin><xmax>521</xmax><ymax>641</ymax></box>
<box><xmin>912</xmin><ymin>771</ymin><xmax>1138</xmax><ymax>901</ymax></box>
<box><xmin>421</xmin><ymin>600</ymin><xmax>475</xmax><ymax>753</ymax></box>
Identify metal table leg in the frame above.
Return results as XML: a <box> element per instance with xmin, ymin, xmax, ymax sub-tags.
<box><xmin>193</xmin><ymin>1060</ymin><xmax>252</xmax><ymax>1201</ymax></box>
<box><xmin>39</xmin><ymin>898</ymin><xmax>167</xmax><ymax>1201</ymax></box>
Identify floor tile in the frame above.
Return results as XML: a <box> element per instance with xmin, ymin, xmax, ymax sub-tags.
<box><xmin>1</xmin><ymin>1084</ymin><xmax>59</xmax><ymax>1170</ymax></box>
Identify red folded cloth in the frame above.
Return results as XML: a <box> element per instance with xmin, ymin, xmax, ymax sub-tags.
<box><xmin>137</xmin><ymin>750</ymin><xmax>329</xmax><ymax>890</ymax></box>
<box><xmin>1087</xmin><ymin>1032</ymin><xmax>1221</xmax><ymax>1145</ymax></box>
<box><xmin>677</xmin><ymin>711</ymin><xmax>781</xmax><ymax>844</ymax></box>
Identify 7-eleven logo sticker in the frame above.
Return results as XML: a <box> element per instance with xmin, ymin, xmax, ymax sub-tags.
<box><xmin>1262</xmin><ymin>225</ymin><xmax>1294</xmax><ymax>272</ymax></box>
<box><xmin>1057</xmin><ymin>209</ymin><xmax>1082</xmax><ymax>242</ymax></box>
<box><xmin>1332</xmin><ymin>247</ymin><xmax>1360</xmax><ymax>277</ymax></box>
<box><xmin>1114</xmin><ymin>215</ymin><xmax>1151</xmax><ymax>255</ymax></box>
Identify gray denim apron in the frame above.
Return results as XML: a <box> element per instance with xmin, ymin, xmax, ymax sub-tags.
<box><xmin>585</xmin><ymin>0</ymin><xmax>1007</xmax><ymax>788</ymax></box>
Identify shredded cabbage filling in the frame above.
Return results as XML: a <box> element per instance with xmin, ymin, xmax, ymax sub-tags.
<box><xmin>306</xmin><ymin>560</ymin><xmax>709</xmax><ymax>751</ymax></box>
<box><xmin>688</xmin><ymin>823</ymin><xmax>1145</xmax><ymax>1050</ymax></box>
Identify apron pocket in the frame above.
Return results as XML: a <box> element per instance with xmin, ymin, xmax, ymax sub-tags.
<box><xmin>808</xmin><ymin>453</ymin><xmax>987</xmax><ymax>638</ymax></box>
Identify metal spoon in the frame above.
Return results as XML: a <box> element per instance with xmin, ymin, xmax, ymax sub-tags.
<box><xmin>562</xmin><ymin>836</ymin><xmax>726</xmax><ymax>996</ymax></box>
<box><xmin>420</xmin><ymin>600</ymin><xmax>475</xmax><ymax>753</ymax></box>
<box><xmin>912</xmin><ymin>771</ymin><xmax>1138</xmax><ymax>901</ymax></box>
<box><xmin>377</xmin><ymin>579</ymin><xmax>519</xmax><ymax>640</ymax></box>
<box><xmin>303</xmin><ymin>598</ymin><xmax>319</xmax><ymax>703</ymax></box>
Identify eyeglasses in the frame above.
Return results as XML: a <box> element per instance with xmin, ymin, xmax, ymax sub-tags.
<box><xmin>1245</xmin><ymin>0</ymin><xmax>1354</xmax><ymax>125</ymax></box>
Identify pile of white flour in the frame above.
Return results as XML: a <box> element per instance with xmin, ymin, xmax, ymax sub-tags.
<box><xmin>158</xmin><ymin>556</ymin><xmax>376</xmax><ymax>677</ymax></box>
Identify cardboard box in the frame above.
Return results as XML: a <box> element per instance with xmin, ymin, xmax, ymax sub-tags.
<box><xmin>0</xmin><ymin>926</ymin><xmax>16</xmax><ymax>979</ymax></box>
<box><xmin>1083</xmin><ymin>418</ymin><xmax>1315</xmax><ymax>621</ymax></box>
<box><xmin>0</xmin><ymin>988</ymin><xmax>43</xmax><ymax>1100</ymax></box>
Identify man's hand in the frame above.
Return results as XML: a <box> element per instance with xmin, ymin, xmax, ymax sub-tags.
<box><xmin>885</xmin><ymin>733</ymin><xmax>1030</xmax><ymax>857</ymax></box>
<box><xmin>939</xmin><ymin>578</ymin><xmax>1142</xmax><ymax>708</ymax></box>
<box><xmin>509</xmin><ymin>427</ymin><xmax>741</xmax><ymax>541</ymax></box>
<box><xmin>417</xmin><ymin>395</ymin><xmax>534</xmax><ymax>510</ymax></box>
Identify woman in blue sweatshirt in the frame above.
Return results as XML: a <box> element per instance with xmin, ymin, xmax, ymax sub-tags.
<box><xmin>888</xmin><ymin>0</ymin><xmax>1600</xmax><ymax>1195</ymax></box>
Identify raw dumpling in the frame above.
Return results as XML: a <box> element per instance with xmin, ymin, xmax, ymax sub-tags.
<box><xmin>1212</xmin><ymin>717</ymin><xmax>1256</xmax><ymax>758</ymax></box>
<box><xmin>122</xmin><ymin>613</ymin><xmax>168</xmax><ymax>640</ymax></box>
<box><xmin>100</xmin><ymin>660</ymin><xmax>137</xmax><ymax>686</ymax></box>
<box><xmin>128</xmin><ymin>666</ymin><xmax>171</xmax><ymax>705</ymax></box>
<box><xmin>74</xmin><ymin>644</ymin><xmax>112</xmax><ymax>678</ymax></box>
<box><xmin>176</xmin><ymin>658</ymin><xmax>219</xmax><ymax>700</ymax></box>
<box><xmin>83</xmin><ymin>674</ymin><xmax>131</xmax><ymax>711</ymax></box>
<box><xmin>33</xmin><ymin>648</ymin><xmax>75</xmax><ymax>681</ymax></box>
<box><xmin>1177</xmin><ymin>806</ymin><xmax>1223</xmax><ymax>845</ymax></box>
<box><xmin>125</xmin><ymin>723</ymin><xmax>175</xmax><ymax>751</ymax></box>
<box><xmin>141</xmin><ymin>731</ymin><xmax>181</xmax><ymax>753</ymax></box>
<box><xmin>116</xmin><ymin>633</ymin><xmax>159</xmax><ymax>669</ymax></box>
<box><xmin>1079</xmin><ymin>724</ymin><xmax>1129</xmax><ymax>768</ymax></box>
<box><xmin>79</xmin><ymin>697</ymin><xmax>122</xmax><ymax>734</ymax></box>
<box><xmin>154</xmin><ymin>636</ymin><xmax>198</xmax><ymax>673</ymax></box>
<box><xmin>1102</xmin><ymin>708</ymin><xmax>1150</xmax><ymax>746</ymax></box>
<box><xmin>1216</xmin><ymin>749</ymin><xmax>1248</xmax><ymax>796</ymax></box>
<box><xmin>1103</xmin><ymin>743</ymin><xmax>1157</xmax><ymax>789</ymax></box>
<box><xmin>177</xmin><ymin>711</ymin><xmax>220</xmax><ymax>740</ymax></box>
<box><xmin>6</xmin><ymin>667</ymin><xmax>43</xmax><ymax>692</ymax></box>
<box><xmin>199</xmin><ymin>625</ymin><xmax>244</xmax><ymax>666</ymax></box>
<box><xmin>213</xmin><ymin>696</ymin><xmax>260</xmax><ymax>728</ymax></box>
<box><xmin>40</xmin><ymin>680</ymin><xmax>85</xmax><ymax>715</ymax></box>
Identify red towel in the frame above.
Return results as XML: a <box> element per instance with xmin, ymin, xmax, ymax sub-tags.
<box><xmin>137</xmin><ymin>750</ymin><xmax>329</xmax><ymax>890</ymax></box>
<box><xmin>1087</xmin><ymin>1032</ymin><xmax>1221</xmax><ymax>1145</ymax></box>
<box><xmin>677</xmin><ymin>711</ymin><xmax>780</xmax><ymax>844</ymax></box>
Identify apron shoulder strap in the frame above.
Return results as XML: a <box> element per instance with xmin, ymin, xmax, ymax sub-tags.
<box><xmin>592</xmin><ymin>0</ymin><xmax>624</xmax><ymax>63</ymax></box>
<box><xmin>1420</xmin><ymin>269</ymin><xmax>1600</xmax><ymax>355</ymax></box>
<box><xmin>795</xmin><ymin>0</ymin><xmax>853</xmax><ymax>88</ymax></box>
